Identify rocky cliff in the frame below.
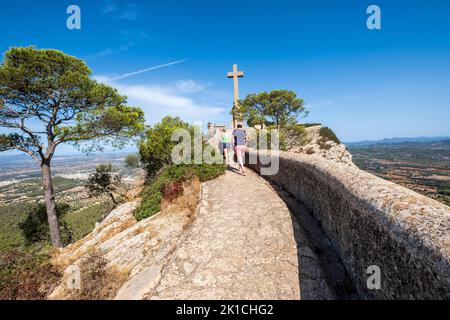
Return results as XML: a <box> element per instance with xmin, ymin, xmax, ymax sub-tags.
<box><xmin>285</xmin><ymin>125</ymin><xmax>355</xmax><ymax>167</ymax></box>
<box><xmin>50</xmin><ymin>178</ymin><xmax>202</xmax><ymax>300</ymax></box>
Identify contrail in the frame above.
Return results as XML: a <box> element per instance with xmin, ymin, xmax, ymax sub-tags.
<box><xmin>110</xmin><ymin>59</ymin><xmax>188</xmax><ymax>81</ymax></box>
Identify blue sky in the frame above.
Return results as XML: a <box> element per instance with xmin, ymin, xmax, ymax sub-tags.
<box><xmin>1</xmin><ymin>0</ymin><xmax>449</xmax><ymax>151</ymax></box>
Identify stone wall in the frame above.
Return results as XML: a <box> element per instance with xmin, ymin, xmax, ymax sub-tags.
<box><xmin>246</xmin><ymin>149</ymin><xmax>450</xmax><ymax>299</ymax></box>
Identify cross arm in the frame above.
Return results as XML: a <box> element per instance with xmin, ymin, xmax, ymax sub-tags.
<box><xmin>227</xmin><ymin>72</ymin><xmax>245</xmax><ymax>78</ymax></box>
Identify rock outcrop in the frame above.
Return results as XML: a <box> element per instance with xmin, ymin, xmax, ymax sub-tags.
<box><xmin>286</xmin><ymin>125</ymin><xmax>355</xmax><ymax>167</ymax></box>
<box><xmin>49</xmin><ymin>178</ymin><xmax>201</xmax><ymax>300</ymax></box>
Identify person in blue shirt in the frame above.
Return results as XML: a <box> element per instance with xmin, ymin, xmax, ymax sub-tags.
<box><xmin>232</xmin><ymin>124</ymin><xmax>248</xmax><ymax>176</ymax></box>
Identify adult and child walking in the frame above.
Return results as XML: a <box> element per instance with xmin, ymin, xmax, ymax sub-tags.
<box><xmin>221</xmin><ymin>124</ymin><xmax>248</xmax><ymax>176</ymax></box>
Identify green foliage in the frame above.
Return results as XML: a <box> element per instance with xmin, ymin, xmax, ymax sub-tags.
<box><xmin>0</xmin><ymin>203</ymin><xmax>31</xmax><ymax>251</ymax></box>
<box><xmin>318</xmin><ymin>127</ymin><xmax>341</xmax><ymax>149</ymax></box>
<box><xmin>0</xmin><ymin>47</ymin><xmax>145</xmax><ymax>247</ymax></box>
<box><xmin>135</xmin><ymin>164</ymin><xmax>225</xmax><ymax>221</ymax></box>
<box><xmin>0</xmin><ymin>248</ymin><xmax>61</xmax><ymax>300</ymax></box>
<box><xmin>279</xmin><ymin>124</ymin><xmax>309</xmax><ymax>151</ymax></box>
<box><xmin>255</xmin><ymin>124</ymin><xmax>309</xmax><ymax>151</ymax></box>
<box><xmin>86</xmin><ymin>163</ymin><xmax>123</xmax><ymax>204</ymax></box>
<box><xmin>139</xmin><ymin>116</ymin><xmax>194</xmax><ymax>178</ymax></box>
<box><xmin>18</xmin><ymin>202</ymin><xmax>73</xmax><ymax>246</ymax></box>
<box><xmin>0</xmin><ymin>198</ymin><xmax>115</xmax><ymax>252</ymax></box>
<box><xmin>124</xmin><ymin>153</ymin><xmax>141</xmax><ymax>168</ymax></box>
<box><xmin>0</xmin><ymin>47</ymin><xmax>145</xmax><ymax>155</ymax></box>
<box><xmin>239</xmin><ymin>90</ymin><xmax>308</xmax><ymax>128</ymax></box>
<box><xmin>302</xmin><ymin>123</ymin><xmax>322</xmax><ymax>128</ymax></box>
<box><xmin>191</xmin><ymin>163</ymin><xmax>227</xmax><ymax>182</ymax></box>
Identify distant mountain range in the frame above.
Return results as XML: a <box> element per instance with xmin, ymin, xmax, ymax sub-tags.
<box><xmin>346</xmin><ymin>137</ymin><xmax>450</xmax><ymax>149</ymax></box>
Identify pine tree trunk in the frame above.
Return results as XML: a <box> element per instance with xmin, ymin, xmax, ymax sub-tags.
<box><xmin>109</xmin><ymin>192</ymin><xmax>118</xmax><ymax>205</ymax></box>
<box><xmin>42</xmin><ymin>162</ymin><xmax>63</xmax><ymax>248</ymax></box>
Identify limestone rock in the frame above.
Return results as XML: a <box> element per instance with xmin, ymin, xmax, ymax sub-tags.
<box><xmin>287</xmin><ymin>125</ymin><xmax>355</xmax><ymax>167</ymax></box>
<box><xmin>49</xmin><ymin>179</ymin><xmax>201</xmax><ymax>300</ymax></box>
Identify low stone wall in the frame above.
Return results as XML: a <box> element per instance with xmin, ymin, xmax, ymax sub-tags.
<box><xmin>246</xmin><ymin>149</ymin><xmax>450</xmax><ymax>299</ymax></box>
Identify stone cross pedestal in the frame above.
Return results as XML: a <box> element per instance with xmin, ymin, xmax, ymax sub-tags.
<box><xmin>227</xmin><ymin>64</ymin><xmax>244</xmax><ymax>128</ymax></box>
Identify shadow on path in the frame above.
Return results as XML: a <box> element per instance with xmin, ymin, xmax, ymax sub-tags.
<box><xmin>256</xmin><ymin>174</ymin><xmax>360</xmax><ymax>300</ymax></box>
<box><xmin>226</xmin><ymin>165</ymin><xmax>241</xmax><ymax>175</ymax></box>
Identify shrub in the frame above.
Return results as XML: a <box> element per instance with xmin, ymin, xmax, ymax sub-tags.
<box><xmin>124</xmin><ymin>153</ymin><xmax>141</xmax><ymax>168</ymax></box>
<box><xmin>319</xmin><ymin>126</ymin><xmax>341</xmax><ymax>145</ymax></box>
<box><xmin>301</xmin><ymin>123</ymin><xmax>322</xmax><ymax>128</ymax></box>
<box><xmin>72</xmin><ymin>249</ymin><xmax>126</xmax><ymax>300</ymax></box>
<box><xmin>191</xmin><ymin>163</ymin><xmax>227</xmax><ymax>182</ymax></box>
<box><xmin>0</xmin><ymin>249</ymin><xmax>61</xmax><ymax>300</ymax></box>
<box><xmin>256</xmin><ymin>124</ymin><xmax>309</xmax><ymax>151</ymax></box>
<box><xmin>162</xmin><ymin>180</ymin><xmax>184</xmax><ymax>202</ymax></box>
<box><xmin>280</xmin><ymin>124</ymin><xmax>309</xmax><ymax>151</ymax></box>
<box><xmin>139</xmin><ymin>116</ymin><xmax>194</xmax><ymax>178</ymax></box>
<box><xmin>134</xmin><ymin>164</ymin><xmax>225</xmax><ymax>220</ymax></box>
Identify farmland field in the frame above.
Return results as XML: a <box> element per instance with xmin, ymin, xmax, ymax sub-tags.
<box><xmin>348</xmin><ymin>140</ymin><xmax>450</xmax><ymax>206</ymax></box>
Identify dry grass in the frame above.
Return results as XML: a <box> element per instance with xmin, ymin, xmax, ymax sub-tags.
<box><xmin>69</xmin><ymin>249</ymin><xmax>127</xmax><ymax>300</ymax></box>
<box><xmin>0</xmin><ymin>249</ymin><xmax>61</xmax><ymax>300</ymax></box>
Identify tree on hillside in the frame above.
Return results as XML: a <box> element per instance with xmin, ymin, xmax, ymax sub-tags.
<box><xmin>239</xmin><ymin>90</ymin><xmax>308</xmax><ymax>128</ymax></box>
<box><xmin>124</xmin><ymin>153</ymin><xmax>141</xmax><ymax>169</ymax></box>
<box><xmin>0</xmin><ymin>47</ymin><xmax>145</xmax><ymax>247</ymax></box>
<box><xmin>139</xmin><ymin>116</ymin><xmax>193</xmax><ymax>178</ymax></box>
<box><xmin>86</xmin><ymin>163</ymin><xmax>124</xmax><ymax>205</ymax></box>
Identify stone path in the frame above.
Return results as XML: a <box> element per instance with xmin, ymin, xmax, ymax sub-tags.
<box><xmin>148</xmin><ymin>164</ymin><xmax>334</xmax><ymax>300</ymax></box>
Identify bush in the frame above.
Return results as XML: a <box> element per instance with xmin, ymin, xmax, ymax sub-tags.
<box><xmin>0</xmin><ymin>249</ymin><xmax>61</xmax><ymax>300</ymax></box>
<box><xmin>280</xmin><ymin>124</ymin><xmax>309</xmax><ymax>151</ymax></box>
<box><xmin>256</xmin><ymin>124</ymin><xmax>309</xmax><ymax>151</ymax></box>
<box><xmin>139</xmin><ymin>116</ymin><xmax>194</xmax><ymax>178</ymax></box>
<box><xmin>134</xmin><ymin>164</ymin><xmax>225</xmax><ymax>220</ymax></box>
<box><xmin>124</xmin><ymin>153</ymin><xmax>141</xmax><ymax>168</ymax></box>
<box><xmin>301</xmin><ymin>123</ymin><xmax>322</xmax><ymax>128</ymax></box>
<box><xmin>71</xmin><ymin>249</ymin><xmax>126</xmax><ymax>300</ymax></box>
<box><xmin>162</xmin><ymin>180</ymin><xmax>184</xmax><ymax>202</ymax></box>
<box><xmin>191</xmin><ymin>163</ymin><xmax>227</xmax><ymax>182</ymax></box>
<box><xmin>319</xmin><ymin>126</ymin><xmax>341</xmax><ymax>145</ymax></box>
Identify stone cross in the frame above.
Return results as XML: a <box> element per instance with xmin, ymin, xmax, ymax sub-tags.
<box><xmin>227</xmin><ymin>64</ymin><xmax>244</xmax><ymax>128</ymax></box>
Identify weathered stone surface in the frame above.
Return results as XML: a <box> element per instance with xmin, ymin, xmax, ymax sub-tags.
<box><xmin>115</xmin><ymin>265</ymin><xmax>162</xmax><ymax>300</ymax></box>
<box><xmin>148</xmin><ymin>165</ymin><xmax>333</xmax><ymax>300</ymax></box>
<box><xmin>287</xmin><ymin>125</ymin><xmax>355</xmax><ymax>167</ymax></box>
<box><xmin>49</xmin><ymin>163</ymin><xmax>341</xmax><ymax>300</ymax></box>
<box><xmin>49</xmin><ymin>180</ymin><xmax>202</xmax><ymax>300</ymax></box>
<box><xmin>247</xmin><ymin>149</ymin><xmax>450</xmax><ymax>299</ymax></box>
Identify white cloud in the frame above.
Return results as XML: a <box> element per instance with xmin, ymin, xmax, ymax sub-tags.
<box><xmin>100</xmin><ymin>0</ymin><xmax>142</xmax><ymax>21</ymax></box>
<box><xmin>174</xmin><ymin>80</ymin><xmax>209</xmax><ymax>93</ymax></box>
<box><xmin>102</xmin><ymin>4</ymin><xmax>116</xmax><ymax>14</ymax></box>
<box><xmin>93</xmin><ymin>76</ymin><xmax>225</xmax><ymax>124</ymax></box>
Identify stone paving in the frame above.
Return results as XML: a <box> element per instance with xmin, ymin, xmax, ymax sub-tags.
<box><xmin>148</xmin><ymin>164</ymin><xmax>333</xmax><ymax>300</ymax></box>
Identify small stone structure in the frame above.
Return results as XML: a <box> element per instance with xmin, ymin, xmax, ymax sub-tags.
<box><xmin>246</xmin><ymin>149</ymin><xmax>450</xmax><ymax>299</ymax></box>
